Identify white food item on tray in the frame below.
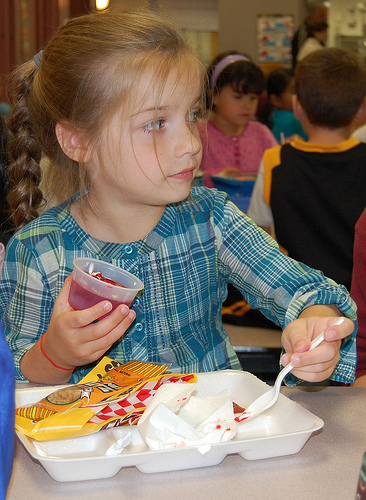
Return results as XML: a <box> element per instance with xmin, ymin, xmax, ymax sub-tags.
<box><xmin>15</xmin><ymin>370</ymin><xmax>324</xmax><ymax>482</ymax></box>
<box><xmin>137</xmin><ymin>384</ymin><xmax>237</xmax><ymax>452</ymax></box>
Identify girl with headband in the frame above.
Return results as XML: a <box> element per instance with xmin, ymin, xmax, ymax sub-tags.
<box><xmin>198</xmin><ymin>51</ymin><xmax>277</xmax><ymax>188</ymax></box>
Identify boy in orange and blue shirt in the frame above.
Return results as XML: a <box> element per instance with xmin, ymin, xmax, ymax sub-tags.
<box><xmin>248</xmin><ymin>47</ymin><xmax>366</xmax><ymax>291</ymax></box>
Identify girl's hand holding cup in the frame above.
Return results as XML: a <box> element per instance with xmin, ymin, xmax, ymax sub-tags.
<box><xmin>37</xmin><ymin>271</ymin><xmax>138</xmax><ymax>380</ymax></box>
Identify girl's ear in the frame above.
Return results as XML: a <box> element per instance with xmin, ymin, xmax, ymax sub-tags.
<box><xmin>55</xmin><ymin>123</ymin><xmax>92</xmax><ymax>163</ymax></box>
<box><xmin>292</xmin><ymin>94</ymin><xmax>305</xmax><ymax>121</ymax></box>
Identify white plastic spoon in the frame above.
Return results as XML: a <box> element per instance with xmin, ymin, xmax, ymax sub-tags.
<box><xmin>235</xmin><ymin>317</ymin><xmax>346</xmax><ymax>423</ymax></box>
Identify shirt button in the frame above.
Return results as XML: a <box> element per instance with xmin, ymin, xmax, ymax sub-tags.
<box><xmin>232</xmin><ymin>136</ymin><xmax>238</xmax><ymax>142</ymax></box>
<box><xmin>135</xmin><ymin>323</ymin><xmax>143</xmax><ymax>331</ymax></box>
<box><xmin>134</xmin><ymin>298</ymin><xmax>140</xmax><ymax>307</ymax></box>
<box><xmin>125</xmin><ymin>245</ymin><xmax>133</xmax><ymax>254</ymax></box>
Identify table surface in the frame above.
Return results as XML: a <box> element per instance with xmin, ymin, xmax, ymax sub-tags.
<box><xmin>7</xmin><ymin>386</ymin><xmax>366</xmax><ymax>500</ymax></box>
<box><xmin>225</xmin><ymin>323</ymin><xmax>282</xmax><ymax>350</ymax></box>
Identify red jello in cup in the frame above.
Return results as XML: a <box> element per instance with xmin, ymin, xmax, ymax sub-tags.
<box><xmin>68</xmin><ymin>257</ymin><xmax>143</xmax><ymax>313</ymax></box>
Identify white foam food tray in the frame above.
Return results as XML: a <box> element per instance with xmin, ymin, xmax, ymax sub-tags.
<box><xmin>15</xmin><ymin>370</ymin><xmax>323</xmax><ymax>482</ymax></box>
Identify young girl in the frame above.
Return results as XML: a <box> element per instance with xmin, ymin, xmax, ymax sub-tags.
<box><xmin>1</xmin><ymin>10</ymin><xmax>356</xmax><ymax>386</ymax></box>
<box><xmin>265</xmin><ymin>68</ymin><xmax>307</xmax><ymax>143</ymax></box>
<box><xmin>198</xmin><ymin>52</ymin><xmax>278</xmax><ymax>187</ymax></box>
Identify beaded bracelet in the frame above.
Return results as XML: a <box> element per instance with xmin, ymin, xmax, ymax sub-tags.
<box><xmin>40</xmin><ymin>333</ymin><xmax>76</xmax><ymax>371</ymax></box>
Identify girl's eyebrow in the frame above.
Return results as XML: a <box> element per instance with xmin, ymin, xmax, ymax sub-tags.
<box><xmin>129</xmin><ymin>106</ymin><xmax>171</xmax><ymax>119</ymax></box>
<box><xmin>129</xmin><ymin>95</ymin><xmax>202</xmax><ymax>119</ymax></box>
<box><xmin>192</xmin><ymin>95</ymin><xmax>203</xmax><ymax>106</ymax></box>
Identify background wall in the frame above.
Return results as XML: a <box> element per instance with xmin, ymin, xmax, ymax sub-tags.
<box><xmin>109</xmin><ymin>0</ymin><xmax>218</xmax><ymax>30</ymax></box>
<box><xmin>2</xmin><ymin>1</ymin><xmax>365</xmax><ymax>105</ymax></box>
<box><xmin>109</xmin><ymin>0</ymin><xmax>304</xmax><ymax>64</ymax></box>
<box><xmin>327</xmin><ymin>0</ymin><xmax>366</xmax><ymax>61</ymax></box>
<box><xmin>109</xmin><ymin>0</ymin><xmax>219</xmax><ymax>65</ymax></box>
<box><xmin>0</xmin><ymin>0</ymin><xmax>67</xmax><ymax>104</ymax></box>
<box><xmin>218</xmin><ymin>0</ymin><xmax>304</xmax><ymax>62</ymax></box>
<box><xmin>108</xmin><ymin>0</ymin><xmax>307</xmax><ymax>65</ymax></box>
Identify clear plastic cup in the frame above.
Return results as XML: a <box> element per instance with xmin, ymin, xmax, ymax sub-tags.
<box><xmin>68</xmin><ymin>257</ymin><xmax>144</xmax><ymax>312</ymax></box>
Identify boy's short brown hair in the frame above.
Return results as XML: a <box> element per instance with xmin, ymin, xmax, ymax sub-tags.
<box><xmin>295</xmin><ymin>47</ymin><xmax>366</xmax><ymax>128</ymax></box>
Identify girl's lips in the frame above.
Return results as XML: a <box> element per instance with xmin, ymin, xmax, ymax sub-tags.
<box><xmin>169</xmin><ymin>168</ymin><xmax>196</xmax><ymax>180</ymax></box>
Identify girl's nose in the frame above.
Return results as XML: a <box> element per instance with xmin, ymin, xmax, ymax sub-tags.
<box><xmin>176</xmin><ymin>124</ymin><xmax>201</xmax><ymax>158</ymax></box>
<box><xmin>242</xmin><ymin>98</ymin><xmax>252</xmax><ymax>110</ymax></box>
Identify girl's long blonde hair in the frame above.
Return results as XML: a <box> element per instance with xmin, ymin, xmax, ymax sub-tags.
<box><xmin>7</xmin><ymin>9</ymin><xmax>203</xmax><ymax>229</ymax></box>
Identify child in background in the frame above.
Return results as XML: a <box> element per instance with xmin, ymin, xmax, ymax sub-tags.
<box><xmin>265</xmin><ymin>68</ymin><xmax>307</xmax><ymax>143</ymax></box>
<box><xmin>291</xmin><ymin>3</ymin><xmax>328</xmax><ymax>69</ymax></box>
<box><xmin>297</xmin><ymin>20</ymin><xmax>328</xmax><ymax>62</ymax></box>
<box><xmin>248</xmin><ymin>48</ymin><xmax>366</xmax><ymax>292</ymax></box>
<box><xmin>1</xmin><ymin>11</ymin><xmax>356</xmax><ymax>386</ymax></box>
<box><xmin>198</xmin><ymin>52</ymin><xmax>277</xmax><ymax>187</ymax></box>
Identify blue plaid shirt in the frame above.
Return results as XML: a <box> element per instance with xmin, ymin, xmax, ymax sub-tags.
<box><xmin>0</xmin><ymin>187</ymin><xmax>357</xmax><ymax>383</ymax></box>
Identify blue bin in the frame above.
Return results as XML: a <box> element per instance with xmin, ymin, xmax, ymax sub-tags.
<box><xmin>0</xmin><ymin>321</ymin><xmax>15</xmax><ymax>498</ymax></box>
<box><xmin>210</xmin><ymin>176</ymin><xmax>256</xmax><ymax>212</ymax></box>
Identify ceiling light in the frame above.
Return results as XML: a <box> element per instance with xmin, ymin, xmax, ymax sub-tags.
<box><xmin>96</xmin><ymin>0</ymin><xmax>110</xmax><ymax>10</ymax></box>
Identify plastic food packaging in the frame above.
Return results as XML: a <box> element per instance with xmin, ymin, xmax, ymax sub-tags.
<box><xmin>15</xmin><ymin>358</ymin><xmax>196</xmax><ymax>441</ymax></box>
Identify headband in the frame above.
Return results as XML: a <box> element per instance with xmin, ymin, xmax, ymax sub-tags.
<box><xmin>210</xmin><ymin>54</ymin><xmax>250</xmax><ymax>89</ymax></box>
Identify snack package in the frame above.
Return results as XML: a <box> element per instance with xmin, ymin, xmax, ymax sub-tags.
<box><xmin>83</xmin><ymin>373</ymin><xmax>197</xmax><ymax>431</ymax></box>
<box><xmin>16</xmin><ymin>359</ymin><xmax>169</xmax><ymax>421</ymax></box>
<box><xmin>15</xmin><ymin>358</ymin><xmax>197</xmax><ymax>441</ymax></box>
